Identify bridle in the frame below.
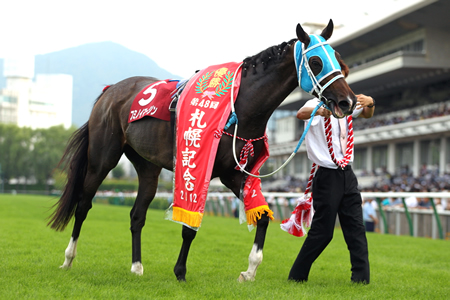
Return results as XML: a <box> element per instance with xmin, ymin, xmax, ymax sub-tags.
<box><xmin>294</xmin><ymin>34</ymin><xmax>344</xmax><ymax>110</ymax></box>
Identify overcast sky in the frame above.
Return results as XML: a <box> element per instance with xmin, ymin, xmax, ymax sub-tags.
<box><xmin>1</xmin><ymin>0</ymin><xmax>425</xmax><ymax>78</ymax></box>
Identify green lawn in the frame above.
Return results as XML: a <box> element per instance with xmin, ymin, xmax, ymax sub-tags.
<box><xmin>0</xmin><ymin>194</ymin><xmax>448</xmax><ymax>299</ymax></box>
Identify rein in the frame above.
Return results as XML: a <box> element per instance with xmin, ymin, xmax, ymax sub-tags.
<box><xmin>225</xmin><ymin>36</ymin><xmax>342</xmax><ymax>178</ymax></box>
<box><xmin>228</xmin><ymin>101</ymin><xmax>323</xmax><ymax>178</ymax></box>
<box><xmin>226</xmin><ymin>62</ymin><xmax>326</xmax><ymax>178</ymax></box>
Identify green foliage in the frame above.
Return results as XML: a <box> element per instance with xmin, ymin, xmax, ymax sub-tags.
<box><xmin>111</xmin><ymin>165</ymin><xmax>125</xmax><ymax>179</ymax></box>
<box><xmin>31</xmin><ymin>125</ymin><xmax>76</xmax><ymax>185</ymax></box>
<box><xmin>0</xmin><ymin>124</ymin><xmax>174</xmax><ymax>193</ymax></box>
<box><xmin>149</xmin><ymin>197</ymin><xmax>171</xmax><ymax>210</ymax></box>
<box><xmin>0</xmin><ymin>124</ymin><xmax>33</xmax><ymax>180</ymax></box>
<box><xmin>0</xmin><ymin>124</ymin><xmax>76</xmax><ymax>189</ymax></box>
<box><xmin>157</xmin><ymin>179</ymin><xmax>173</xmax><ymax>192</ymax></box>
<box><xmin>98</xmin><ymin>178</ymin><xmax>138</xmax><ymax>191</ymax></box>
<box><xmin>95</xmin><ymin>196</ymin><xmax>170</xmax><ymax>210</ymax></box>
<box><xmin>1</xmin><ymin>194</ymin><xmax>449</xmax><ymax>300</ymax></box>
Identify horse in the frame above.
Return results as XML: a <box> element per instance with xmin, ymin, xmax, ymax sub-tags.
<box><xmin>48</xmin><ymin>20</ymin><xmax>356</xmax><ymax>282</ymax></box>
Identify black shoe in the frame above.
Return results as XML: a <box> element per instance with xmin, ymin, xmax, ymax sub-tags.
<box><xmin>288</xmin><ymin>276</ymin><xmax>308</xmax><ymax>283</ymax></box>
<box><xmin>351</xmin><ymin>278</ymin><xmax>369</xmax><ymax>284</ymax></box>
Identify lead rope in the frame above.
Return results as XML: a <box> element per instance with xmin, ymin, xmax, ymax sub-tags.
<box><xmin>324</xmin><ymin>115</ymin><xmax>354</xmax><ymax>169</ymax></box>
<box><xmin>281</xmin><ymin>115</ymin><xmax>354</xmax><ymax>237</ymax></box>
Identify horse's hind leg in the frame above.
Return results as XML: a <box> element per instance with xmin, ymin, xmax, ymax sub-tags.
<box><xmin>61</xmin><ymin>139</ymin><xmax>123</xmax><ymax>269</ymax></box>
<box><xmin>238</xmin><ymin>213</ymin><xmax>270</xmax><ymax>282</ymax></box>
<box><xmin>125</xmin><ymin>148</ymin><xmax>162</xmax><ymax>275</ymax></box>
<box><xmin>61</xmin><ymin>168</ymin><xmax>117</xmax><ymax>268</ymax></box>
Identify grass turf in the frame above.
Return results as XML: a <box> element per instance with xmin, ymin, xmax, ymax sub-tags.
<box><xmin>0</xmin><ymin>194</ymin><xmax>448</xmax><ymax>299</ymax></box>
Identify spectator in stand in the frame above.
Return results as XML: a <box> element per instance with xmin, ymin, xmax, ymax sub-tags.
<box><xmin>390</xmin><ymin>196</ymin><xmax>404</xmax><ymax>207</ymax></box>
<box><xmin>353</xmin><ymin>100</ymin><xmax>450</xmax><ymax>130</ymax></box>
<box><xmin>363</xmin><ymin>198</ymin><xmax>378</xmax><ymax>232</ymax></box>
<box><xmin>445</xmin><ymin>200</ymin><xmax>450</xmax><ymax>211</ymax></box>
<box><xmin>417</xmin><ymin>188</ymin><xmax>432</xmax><ymax>209</ymax></box>
<box><xmin>417</xmin><ymin>197</ymin><xmax>432</xmax><ymax>209</ymax></box>
<box><xmin>405</xmin><ymin>194</ymin><xmax>418</xmax><ymax>208</ymax></box>
<box><xmin>381</xmin><ymin>197</ymin><xmax>392</xmax><ymax>206</ymax></box>
<box><xmin>434</xmin><ymin>198</ymin><xmax>444</xmax><ymax>212</ymax></box>
<box><xmin>231</xmin><ymin>197</ymin><xmax>240</xmax><ymax>218</ymax></box>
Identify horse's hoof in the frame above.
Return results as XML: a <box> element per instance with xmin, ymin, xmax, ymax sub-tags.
<box><xmin>59</xmin><ymin>264</ymin><xmax>71</xmax><ymax>269</ymax></box>
<box><xmin>238</xmin><ymin>272</ymin><xmax>255</xmax><ymax>282</ymax></box>
<box><xmin>60</xmin><ymin>258</ymin><xmax>74</xmax><ymax>269</ymax></box>
<box><xmin>131</xmin><ymin>262</ymin><xmax>144</xmax><ymax>275</ymax></box>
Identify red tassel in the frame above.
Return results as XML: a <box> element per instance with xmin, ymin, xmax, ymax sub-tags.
<box><xmin>280</xmin><ymin>195</ymin><xmax>313</xmax><ymax>237</ymax></box>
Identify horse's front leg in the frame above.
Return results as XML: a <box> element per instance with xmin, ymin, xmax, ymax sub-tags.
<box><xmin>238</xmin><ymin>213</ymin><xmax>270</xmax><ymax>282</ymax></box>
<box><xmin>174</xmin><ymin>225</ymin><xmax>197</xmax><ymax>281</ymax></box>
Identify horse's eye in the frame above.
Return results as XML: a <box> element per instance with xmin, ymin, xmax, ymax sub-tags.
<box><xmin>309</xmin><ymin>56</ymin><xmax>323</xmax><ymax>76</ymax></box>
<box><xmin>312</xmin><ymin>61</ymin><xmax>321</xmax><ymax>67</ymax></box>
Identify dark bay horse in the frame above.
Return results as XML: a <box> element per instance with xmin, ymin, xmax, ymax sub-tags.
<box><xmin>48</xmin><ymin>20</ymin><xmax>356</xmax><ymax>282</ymax></box>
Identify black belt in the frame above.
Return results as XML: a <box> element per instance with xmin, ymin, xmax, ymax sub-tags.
<box><xmin>319</xmin><ymin>164</ymin><xmax>352</xmax><ymax>171</ymax></box>
<box><xmin>342</xmin><ymin>164</ymin><xmax>352</xmax><ymax>171</ymax></box>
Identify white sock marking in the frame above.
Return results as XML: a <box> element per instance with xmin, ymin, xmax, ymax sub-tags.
<box><xmin>238</xmin><ymin>243</ymin><xmax>263</xmax><ymax>282</ymax></box>
<box><xmin>131</xmin><ymin>262</ymin><xmax>144</xmax><ymax>275</ymax></box>
<box><xmin>60</xmin><ymin>237</ymin><xmax>77</xmax><ymax>269</ymax></box>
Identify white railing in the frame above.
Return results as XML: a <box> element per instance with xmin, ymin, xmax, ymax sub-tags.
<box><xmin>93</xmin><ymin>191</ymin><xmax>450</xmax><ymax>240</ymax></box>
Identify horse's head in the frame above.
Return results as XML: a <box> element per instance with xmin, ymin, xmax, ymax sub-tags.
<box><xmin>295</xmin><ymin>20</ymin><xmax>356</xmax><ymax>118</ymax></box>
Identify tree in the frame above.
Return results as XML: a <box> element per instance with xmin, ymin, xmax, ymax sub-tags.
<box><xmin>31</xmin><ymin>125</ymin><xmax>76</xmax><ymax>189</ymax></box>
<box><xmin>0</xmin><ymin>123</ymin><xmax>76</xmax><ymax>191</ymax></box>
<box><xmin>112</xmin><ymin>164</ymin><xmax>125</xmax><ymax>179</ymax></box>
<box><xmin>0</xmin><ymin>124</ymin><xmax>33</xmax><ymax>186</ymax></box>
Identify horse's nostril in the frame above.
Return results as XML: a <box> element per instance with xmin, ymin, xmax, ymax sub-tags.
<box><xmin>338</xmin><ymin>101</ymin><xmax>350</xmax><ymax>111</ymax></box>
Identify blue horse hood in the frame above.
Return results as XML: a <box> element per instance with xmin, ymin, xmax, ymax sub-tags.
<box><xmin>295</xmin><ymin>35</ymin><xmax>342</xmax><ymax>94</ymax></box>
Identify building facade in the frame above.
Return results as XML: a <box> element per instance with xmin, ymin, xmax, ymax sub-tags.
<box><xmin>0</xmin><ymin>56</ymin><xmax>72</xmax><ymax>129</ymax></box>
<box><xmin>267</xmin><ymin>0</ymin><xmax>450</xmax><ymax>187</ymax></box>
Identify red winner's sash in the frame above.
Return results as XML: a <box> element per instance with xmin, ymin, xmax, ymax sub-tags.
<box><xmin>170</xmin><ymin>62</ymin><xmax>242</xmax><ymax>229</ymax></box>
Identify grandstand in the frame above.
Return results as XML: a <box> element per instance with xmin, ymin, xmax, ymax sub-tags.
<box><xmin>267</xmin><ymin>0</ymin><xmax>450</xmax><ymax>189</ymax></box>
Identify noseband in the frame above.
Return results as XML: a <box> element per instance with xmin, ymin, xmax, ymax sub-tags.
<box><xmin>294</xmin><ymin>35</ymin><xmax>344</xmax><ymax>108</ymax></box>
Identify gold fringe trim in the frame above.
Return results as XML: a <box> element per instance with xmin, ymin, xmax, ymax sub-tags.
<box><xmin>245</xmin><ymin>205</ymin><xmax>274</xmax><ymax>226</ymax></box>
<box><xmin>172</xmin><ymin>206</ymin><xmax>204</xmax><ymax>228</ymax></box>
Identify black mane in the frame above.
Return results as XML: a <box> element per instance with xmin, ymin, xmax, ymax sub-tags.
<box><xmin>242</xmin><ymin>38</ymin><xmax>297</xmax><ymax>77</ymax></box>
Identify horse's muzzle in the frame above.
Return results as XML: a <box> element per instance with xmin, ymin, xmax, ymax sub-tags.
<box><xmin>328</xmin><ymin>98</ymin><xmax>354</xmax><ymax>118</ymax></box>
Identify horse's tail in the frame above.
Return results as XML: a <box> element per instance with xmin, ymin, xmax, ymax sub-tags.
<box><xmin>48</xmin><ymin>122</ymin><xmax>90</xmax><ymax>231</ymax></box>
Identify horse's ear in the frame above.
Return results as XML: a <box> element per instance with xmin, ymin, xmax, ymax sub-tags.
<box><xmin>296</xmin><ymin>23</ymin><xmax>310</xmax><ymax>46</ymax></box>
<box><xmin>320</xmin><ymin>19</ymin><xmax>334</xmax><ymax>40</ymax></box>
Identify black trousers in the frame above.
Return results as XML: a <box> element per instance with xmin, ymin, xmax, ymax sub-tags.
<box><xmin>289</xmin><ymin>165</ymin><xmax>370</xmax><ymax>283</ymax></box>
<box><xmin>365</xmin><ymin>221</ymin><xmax>375</xmax><ymax>232</ymax></box>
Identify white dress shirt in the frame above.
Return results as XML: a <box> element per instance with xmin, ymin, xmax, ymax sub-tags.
<box><xmin>302</xmin><ymin>98</ymin><xmax>363</xmax><ymax>169</ymax></box>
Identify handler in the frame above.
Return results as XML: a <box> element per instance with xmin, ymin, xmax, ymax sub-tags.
<box><xmin>289</xmin><ymin>94</ymin><xmax>375</xmax><ymax>284</ymax></box>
